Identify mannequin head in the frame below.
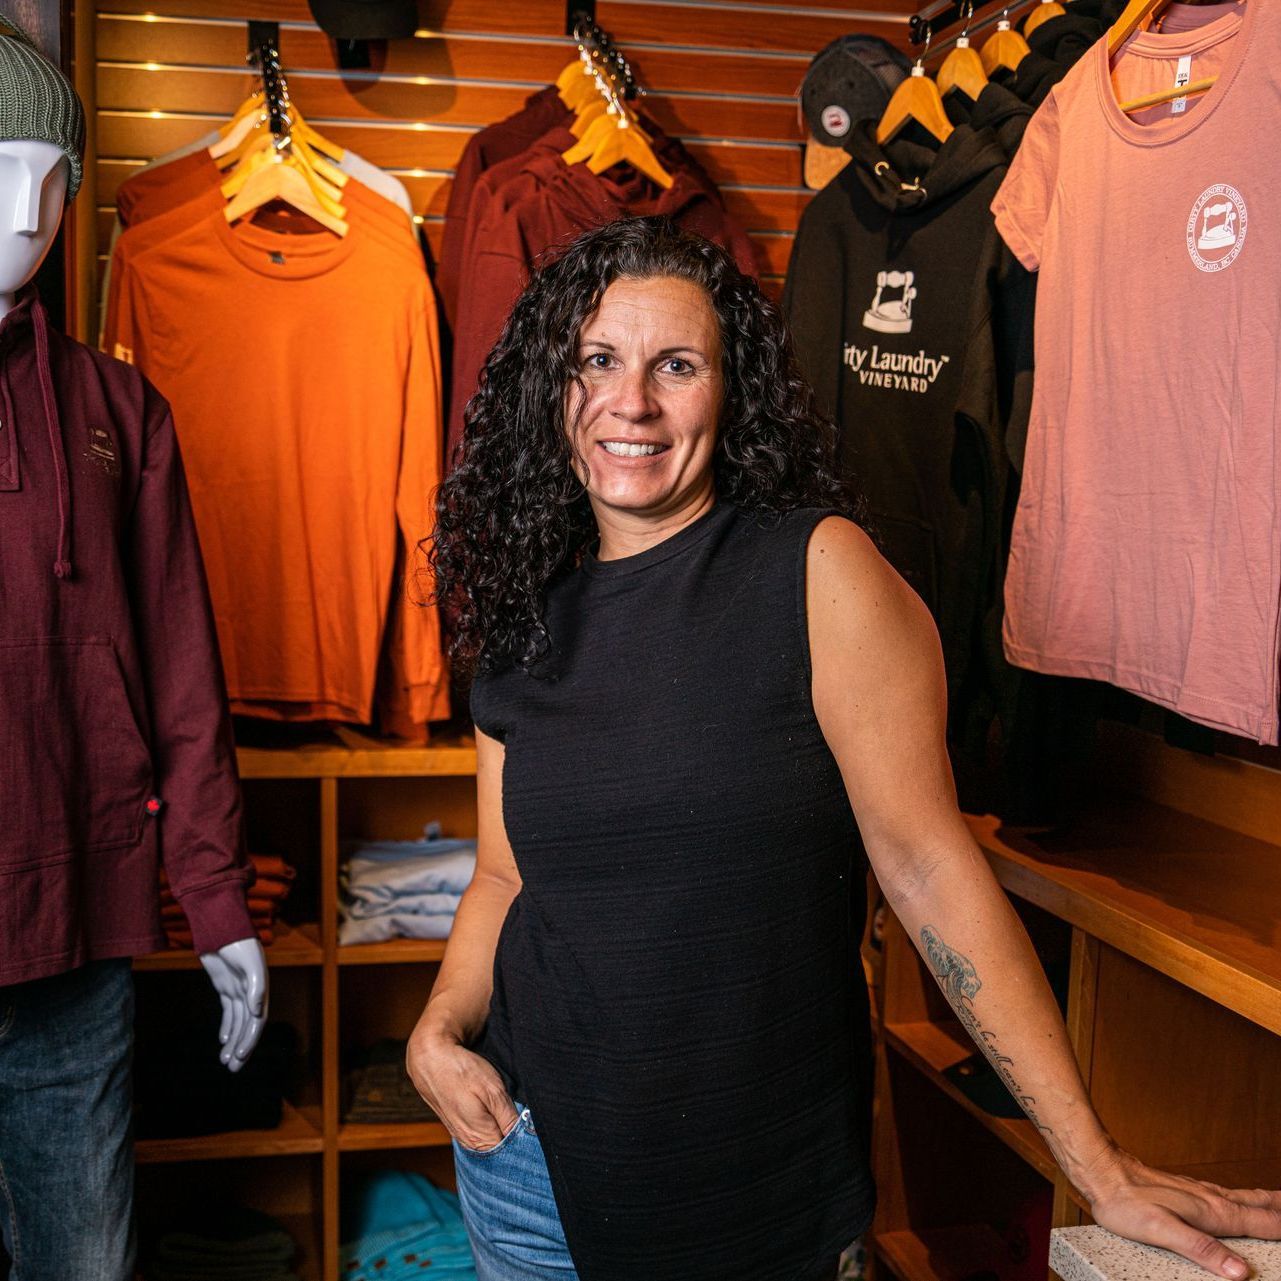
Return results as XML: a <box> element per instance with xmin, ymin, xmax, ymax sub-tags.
<box><xmin>0</xmin><ymin>140</ymin><xmax>67</xmax><ymax>315</ymax></box>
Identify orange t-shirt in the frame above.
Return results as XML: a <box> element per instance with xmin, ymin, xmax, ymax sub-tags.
<box><xmin>105</xmin><ymin>208</ymin><xmax>447</xmax><ymax>728</ymax></box>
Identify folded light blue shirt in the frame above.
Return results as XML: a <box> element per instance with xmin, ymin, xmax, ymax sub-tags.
<box><xmin>339</xmin><ymin>823</ymin><xmax>477</xmax><ymax>946</ymax></box>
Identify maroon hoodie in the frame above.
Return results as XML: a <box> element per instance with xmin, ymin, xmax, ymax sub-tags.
<box><xmin>0</xmin><ymin>288</ymin><xmax>253</xmax><ymax>986</ymax></box>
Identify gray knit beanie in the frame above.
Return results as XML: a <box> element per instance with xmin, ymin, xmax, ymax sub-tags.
<box><xmin>0</xmin><ymin>14</ymin><xmax>84</xmax><ymax>200</ymax></box>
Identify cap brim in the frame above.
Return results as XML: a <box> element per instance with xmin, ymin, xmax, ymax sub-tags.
<box><xmin>307</xmin><ymin>0</ymin><xmax>417</xmax><ymax>40</ymax></box>
<box><xmin>804</xmin><ymin>138</ymin><xmax>852</xmax><ymax>191</ymax></box>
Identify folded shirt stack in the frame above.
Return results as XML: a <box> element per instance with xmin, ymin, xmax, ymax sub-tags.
<box><xmin>344</xmin><ymin>1039</ymin><xmax>438</xmax><ymax>1125</ymax></box>
<box><xmin>338</xmin><ymin>823</ymin><xmax>475</xmax><ymax>946</ymax></box>
<box><xmin>146</xmin><ymin>1206</ymin><xmax>299</xmax><ymax>1281</ymax></box>
<box><xmin>162</xmin><ymin>854</ymin><xmax>296</xmax><ymax>951</ymax></box>
<box><xmin>134</xmin><ymin>1021</ymin><xmax>299</xmax><ymax>1140</ymax></box>
<box><xmin>340</xmin><ymin>1172</ymin><xmax>475</xmax><ymax>1280</ymax></box>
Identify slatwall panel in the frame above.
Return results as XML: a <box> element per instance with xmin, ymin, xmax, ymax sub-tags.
<box><xmin>93</xmin><ymin>0</ymin><xmax>918</xmax><ymax>306</ymax></box>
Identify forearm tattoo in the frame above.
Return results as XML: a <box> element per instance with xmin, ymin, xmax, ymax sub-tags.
<box><xmin>920</xmin><ymin>925</ymin><xmax>1055</xmax><ymax>1142</ymax></box>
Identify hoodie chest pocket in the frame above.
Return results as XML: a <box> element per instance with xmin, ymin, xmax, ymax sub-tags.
<box><xmin>0</xmin><ymin>411</ymin><xmax>17</xmax><ymax>491</ymax></box>
<box><xmin>0</xmin><ymin>637</ymin><xmax>152</xmax><ymax>870</ymax></box>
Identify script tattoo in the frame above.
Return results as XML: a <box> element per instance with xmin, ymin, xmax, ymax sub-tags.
<box><xmin>920</xmin><ymin>925</ymin><xmax>1054</xmax><ymax>1140</ymax></box>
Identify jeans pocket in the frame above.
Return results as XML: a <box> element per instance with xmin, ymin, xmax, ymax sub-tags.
<box><xmin>454</xmin><ymin>1105</ymin><xmax>528</xmax><ymax>1158</ymax></box>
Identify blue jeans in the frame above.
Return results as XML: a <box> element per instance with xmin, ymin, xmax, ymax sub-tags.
<box><xmin>453</xmin><ymin>1103</ymin><xmax>578</xmax><ymax>1280</ymax></box>
<box><xmin>0</xmin><ymin>960</ymin><xmax>135</xmax><ymax>1281</ymax></box>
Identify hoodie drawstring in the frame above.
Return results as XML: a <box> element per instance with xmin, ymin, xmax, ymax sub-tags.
<box><xmin>31</xmin><ymin>297</ymin><xmax>72</xmax><ymax>579</ymax></box>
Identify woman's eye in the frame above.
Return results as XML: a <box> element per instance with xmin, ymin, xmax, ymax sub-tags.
<box><xmin>663</xmin><ymin>358</ymin><xmax>692</xmax><ymax>374</ymax></box>
<box><xmin>584</xmin><ymin>352</ymin><xmax>612</xmax><ymax>370</ymax></box>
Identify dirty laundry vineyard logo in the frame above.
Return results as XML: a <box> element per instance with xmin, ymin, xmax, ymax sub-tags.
<box><xmin>844</xmin><ymin>267</ymin><xmax>949</xmax><ymax>393</ymax></box>
<box><xmin>863</xmin><ymin>269</ymin><xmax>917</xmax><ymax>333</ymax></box>
<box><xmin>843</xmin><ymin>342</ymin><xmax>950</xmax><ymax>394</ymax></box>
<box><xmin>1187</xmin><ymin>184</ymin><xmax>1247</xmax><ymax>272</ymax></box>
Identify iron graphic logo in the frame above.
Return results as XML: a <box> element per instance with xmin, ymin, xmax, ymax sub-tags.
<box><xmin>1186</xmin><ymin>184</ymin><xmax>1247</xmax><ymax>273</ymax></box>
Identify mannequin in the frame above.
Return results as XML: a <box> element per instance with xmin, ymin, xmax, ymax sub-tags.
<box><xmin>1</xmin><ymin>28</ymin><xmax>272</xmax><ymax>1276</ymax></box>
<box><xmin>0</xmin><ymin>136</ymin><xmax>269</xmax><ymax>1070</ymax></box>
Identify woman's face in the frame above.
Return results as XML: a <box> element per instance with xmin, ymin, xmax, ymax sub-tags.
<box><xmin>566</xmin><ymin>275</ymin><xmax>723</xmax><ymax>519</ymax></box>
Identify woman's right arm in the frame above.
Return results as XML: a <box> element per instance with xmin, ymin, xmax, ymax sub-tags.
<box><xmin>406</xmin><ymin>727</ymin><xmax>522</xmax><ymax>1149</ymax></box>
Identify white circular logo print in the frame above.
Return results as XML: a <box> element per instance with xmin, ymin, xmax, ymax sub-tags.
<box><xmin>821</xmin><ymin>104</ymin><xmax>852</xmax><ymax>139</ymax></box>
<box><xmin>1186</xmin><ymin>184</ymin><xmax>1247</xmax><ymax>272</ymax></box>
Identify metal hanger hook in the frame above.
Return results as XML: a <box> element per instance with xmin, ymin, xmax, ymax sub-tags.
<box><xmin>916</xmin><ymin>23</ymin><xmax>932</xmax><ymax>69</ymax></box>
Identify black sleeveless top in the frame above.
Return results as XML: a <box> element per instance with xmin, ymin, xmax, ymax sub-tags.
<box><xmin>470</xmin><ymin>500</ymin><xmax>876</xmax><ymax>1280</ymax></box>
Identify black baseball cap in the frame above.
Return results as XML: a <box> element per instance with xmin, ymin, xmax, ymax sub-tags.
<box><xmin>800</xmin><ymin>35</ymin><xmax>912</xmax><ymax>189</ymax></box>
<box><xmin>307</xmin><ymin>0</ymin><xmax>418</xmax><ymax>40</ymax></box>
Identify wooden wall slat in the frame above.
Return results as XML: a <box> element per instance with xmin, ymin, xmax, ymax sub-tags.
<box><xmin>96</xmin><ymin>112</ymin><xmax>805</xmax><ymax>189</ymax></box>
<box><xmin>97</xmin><ymin>18</ymin><xmax>815</xmax><ymax>99</ymax></box>
<box><xmin>596</xmin><ymin>1</ymin><xmax>905</xmax><ymax>52</ymax></box>
<box><xmin>103</xmin><ymin>0</ymin><xmax>567</xmax><ymax>34</ymax></box>
<box><xmin>102</xmin><ymin>0</ymin><xmax>910</xmax><ymax>36</ymax></box>
<box><xmin>97</xmin><ymin>66</ymin><xmax>804</xmax><ymax>142</ymax></box>
<box><xmin>97</xmin><ymin>161</ymin><xmax>809</xmax><ymax>231</ymax></box>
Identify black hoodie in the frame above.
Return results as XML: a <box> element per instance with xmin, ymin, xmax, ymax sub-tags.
<box><xmin>945</xmin><ymin>81</ymin><xmax>1035</xmax><ymax>157</ymax></box>
<box><xmin>784</xmin><ymin>121</ymin><xmax>1033</xmax><ymax>737</ymax></box>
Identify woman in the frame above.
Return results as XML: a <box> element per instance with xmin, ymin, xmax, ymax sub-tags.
<box><xmin>408</xmin><ymin>218</ymin><xmax>1280</xmax><ymax>1281</ymax></box>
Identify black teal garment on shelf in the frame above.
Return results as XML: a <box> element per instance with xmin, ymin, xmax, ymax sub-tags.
<box><xmin>469</xmin><ymin>501</ymin><xmax>874</xmax><ymax>1281</ymax></box>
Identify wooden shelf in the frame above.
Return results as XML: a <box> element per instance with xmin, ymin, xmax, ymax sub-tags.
<box><xmin>337</xmin><ymin>1119</ymin><xmax>452</xmax><ymax>1151</ymax></box>
<box><xmin>967</xmin><ymin>804</ymin><xmax>1281</xmax><ymax>1036</ymax></box>
<box><xmin>336</xmin><ymin>937</ymin><xmax>448</xmax><ymax>965</ymax></box>
<box><xmin>237</xmin><ymin>731</ymin><xmax>477</xmax><ymax>780</ymax></box>
<box><xmin>135</xmin><ymin>1101</ymin><xmax>324</xmax><ymax>1164</ymax></box>
<box><xmin>882</xmin><ymin>1019</ymin><xmax>1065</xmax><ymax>1188</ymax></box>
<box><xmin>873</xmin><ymin>1225</ymin><xmax>1014</xmax><ymax>1281</ymax></box>
<box><xmin>134</xmin><ymin>920</ymin><xmax>323</xmax><ymax>972</ymax></box>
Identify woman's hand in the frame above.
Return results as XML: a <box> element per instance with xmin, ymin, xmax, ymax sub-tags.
<box><xmin>1080</xmin><ymin>1144</ymin><xmax>1281</xmax><ymax>1278</ymax></box>
<box><xmin>406</xmin><ymin>1025</ymin><xmax>519</xmax><ymax>1151</ymax></box>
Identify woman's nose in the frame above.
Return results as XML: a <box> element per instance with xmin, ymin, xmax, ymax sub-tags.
<box><xmin>608</xmin><ymin>366</ymin><xmax>659</xmax><ymax>422</ymax></box>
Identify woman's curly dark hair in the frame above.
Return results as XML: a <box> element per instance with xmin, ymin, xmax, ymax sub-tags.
<box><xmin>430</xmin><ymin>215</ymin><xmax>861</xmax><ymax>680</ymax></box>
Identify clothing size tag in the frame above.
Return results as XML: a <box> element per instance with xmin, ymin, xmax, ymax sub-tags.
<box><xmin>1171</xmin><ymin>54</ymin><xmax>1193</xmax><ymax>114</ymax></box>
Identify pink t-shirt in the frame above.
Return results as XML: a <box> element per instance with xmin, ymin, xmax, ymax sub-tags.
<box><xmin>992</xmin><ymin>2</ymin><xmax>1281</xmax><ymax>743</ymax></box>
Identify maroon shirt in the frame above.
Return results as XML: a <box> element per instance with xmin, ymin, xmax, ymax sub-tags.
<box><xmin>437</xmin><ymin>87</ymin><xmax>573</xmax><ymax>329</ymax></box>
<box><xmin>0</xmin><ymin>288</ymin><xmax>253</xmax><ymax>985</ymax></box>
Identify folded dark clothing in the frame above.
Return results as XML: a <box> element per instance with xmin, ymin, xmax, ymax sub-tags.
<box><xmin>147</xmin><ymin>1207</ymin><xmax>298</xmax><ymax>1281</ymax></box>
<box><xmin>344</xmin><ymin>1039</ymin><xmax>437</xmax><ymax>1125</ymax></box>
<box><xmin>135</xmin><ymin>1023</ymin><xmax>298</xmax><ymax>1140</ymax></box>
<box><xmin>152</xmin><ymin>1267</ymin><xmax>298</xmax><ymax>1281</ymax></box>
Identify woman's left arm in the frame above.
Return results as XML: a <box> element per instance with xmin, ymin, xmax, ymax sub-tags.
<box><xmin>806</xmin><ymin>517</ymin><xmax>1281</xmax><ymax>1279</ymax></box>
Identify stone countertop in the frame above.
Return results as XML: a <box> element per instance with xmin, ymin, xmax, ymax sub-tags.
<box><xmin>1052</xmin><ymin>1227</ymin><xmax>1281</xmax><ymax>1281</ymax></box>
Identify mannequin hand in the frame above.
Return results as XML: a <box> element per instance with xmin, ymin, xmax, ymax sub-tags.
<box><xmin>199</xmin><ymin>937</ymin><xmax>269</xmax><ymax>1073</ymax></box>
<box><xmin>1081</xmin><ymin>1144</ymin><xmax>1281</xmax><ymax>1278</ymax></box>
<box><xmin>405</xmin><ymin>1025</ymin><xmax>517</xmax><ymax>1151</ymax></box>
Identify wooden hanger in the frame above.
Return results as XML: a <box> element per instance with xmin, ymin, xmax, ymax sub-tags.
<box><xmin>981</xmin><ymin>14</ymin><xmax>1032</xmax><ymax>74</ymax></box>
<box><xmin>876</xmin><ymin>62</ymin><xmax>954</xmax><ymax>145</ymax></box>
<box><xmin>561</xmin><ymin>88</ymin><xmax>672</xmax><ymax>187</ymax></box>
<box><xmin>220</xmin><ymin>130</ymin><xmax>346</xmax><ymax>214</ymax></box>
<box><xmin>223</xmin><ymin>141</ymin><xmax>349</xmax><ymax>236</ymax></box>
<box><xmin>1108</xmin><ymin>0</ymin><xmax>1170</xmax><ymax>55</ymax></box>
<box><xmin>1024</xmin><ymin>0</ymin><xmax>1066</xmax><ymax>37</ymax></box>
<box><xmin>937</xmin><ymin>2</ymin><xmax>988</xmax><ymax>100</ymax></box>
<box><xmin>1109</xmin><ymin>0</ymin><xmax>1223</xmax><ymax>113</ymax></box>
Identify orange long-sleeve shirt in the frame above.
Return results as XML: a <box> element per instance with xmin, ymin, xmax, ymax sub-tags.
<box><xmin>105</xmin><ymin>208</ymin><xmax>448</xmax><ymax>728</ymax></box>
